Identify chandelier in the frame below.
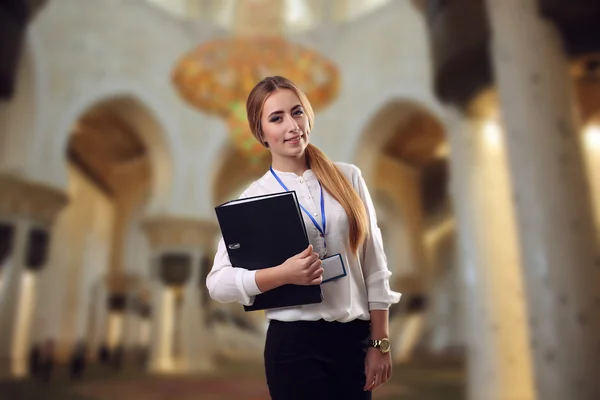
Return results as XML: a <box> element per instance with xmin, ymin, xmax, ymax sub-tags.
<box><xmin>171</xmin><ymin>36</ymin><xmax>340</xmax><ymax>162</ymax></box>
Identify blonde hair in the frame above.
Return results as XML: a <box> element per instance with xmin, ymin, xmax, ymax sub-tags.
<box><xmin>246</xmin><ymin>76</ymin><xmax>368</xmax><ymax>254</ymax></box>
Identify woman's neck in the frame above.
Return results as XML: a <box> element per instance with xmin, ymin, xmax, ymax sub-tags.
<box><xmin>271</xmin><ymin>154</ymin><xmax>309</xmax><ymax>176</ymax></box>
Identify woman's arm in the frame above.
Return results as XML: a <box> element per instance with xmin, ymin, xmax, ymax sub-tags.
<box><xmin>364</xmin><ymin>308</ymin><xmax>393</xmax><ymax>392</ymax></box>
<box><xmin>206</xmin><ymin>187</ymin><xmax>271</xmax><ymax>306</ymax></box>
<box><xmin>351</xmin><ymin>164</ymin><xmax>398</xmax><ymax>391</ymax></box>
<box><xmin>369</xmin><ymin>309</ymin><xmax>390</xmax><ymax>340</ymax></box>
<box><xmin>254</xmin><ymin>266</ymin><xmax>287</xmax><ymax>292</ymax></box>
<box><xmin>206</xmin><ymin>241</ymin><xmax>322</xmax><ymax>306</ymax></box>
<box><xmin>206</xmin><ymin>237</ymin><xmax>264</xmax><ymax>306</ymax></box>
<box><xmin>352</xmin><ymin>165</ymin><xmax>402</xmax><ymax>311</ymax></box>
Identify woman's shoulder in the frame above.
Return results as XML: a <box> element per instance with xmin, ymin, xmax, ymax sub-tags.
<box><xmin>333</xmin><ymin>162</ymin><xmax>363</xmax><ymax>181</ymax></box>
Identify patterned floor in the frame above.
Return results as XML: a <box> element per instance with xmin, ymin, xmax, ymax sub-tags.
<box><xmin>0</xmin><ymin>357</ymin><xmax>465</xmax><ymax>400</ymax></box>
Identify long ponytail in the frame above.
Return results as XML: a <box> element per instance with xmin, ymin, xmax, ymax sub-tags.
<box><xmin>305</xmin><ymin>143</ymin><xmax>368</xmax><ymax>254</ymax></box>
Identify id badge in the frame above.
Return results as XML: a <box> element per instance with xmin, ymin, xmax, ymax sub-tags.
<box><xmin>321</xmin><ymin>253</ymin><xmax>347</xmax><ymax>283</ymax></box>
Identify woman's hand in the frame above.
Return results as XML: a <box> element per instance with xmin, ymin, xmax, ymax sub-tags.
<box><xmin>363</xmin><ymin>347</ymin><xmax>392</xmax><ymax>391</ymax></box>
<box><xmin>279</xmin><ymin>244</ymin><xmax>323</xmax><ymax>286</ymax></box>
<box><xmin>255</xmin><ymin>244</ymin><xmax>322</xmax><ymax>292</ymax></box>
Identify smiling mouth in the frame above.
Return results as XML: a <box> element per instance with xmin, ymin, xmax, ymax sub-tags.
<box><xmin>285</xmin><ymin>134</ymin><xmax>304</xmax><ymax>143</ymax></box>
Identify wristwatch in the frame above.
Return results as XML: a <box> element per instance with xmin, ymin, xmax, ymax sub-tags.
<box><xmin>368</xmin><ymin>338</ymin><xmax>391</xmax><ymax>353</ymax></box>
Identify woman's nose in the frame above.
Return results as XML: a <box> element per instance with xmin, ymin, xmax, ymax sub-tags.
<box><xmin>286</xmin><ymin>116</ymin><xmax>299</xmax><ymax>131</ymax></box>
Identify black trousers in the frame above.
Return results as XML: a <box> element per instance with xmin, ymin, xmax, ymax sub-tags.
<box><xmin>264</xmin><ymin>318</ymin><xmax>372</xmax><ymax>400</ymax></box>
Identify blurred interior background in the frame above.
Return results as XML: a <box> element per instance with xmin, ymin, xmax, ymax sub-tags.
<box><xmin>1</xmin><ymin>0</ymin><xmax>600</xmax><ymax>399</ymax></box>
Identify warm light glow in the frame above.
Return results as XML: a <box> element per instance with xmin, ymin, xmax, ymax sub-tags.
<box><xmin>483</xmin><ymin>121</ymin><xmax>502</xmax><ymax>148</ymax></box>
<box><xmin>11</xmin><ymin>272</ymin><xmax>36</xmax><ymax>377</ymax></box>
<box><xmin>424</xmin><ymin>217</ymin><xmax>455</xmax><ymax>247</ymax></box>
<box><xmin>584</xmin><ymin>125</ymin><xmax>600</xmax><ymax>150</ymax></box>
<box><xmin>144</xmin><ymin>0</ymin><xmax>393</xmax><ymax>33</ymax></box>
<box><xmin>171</xmin><ymin>36</ymin><xmax>340</xmax><ymax>161</ymax></box>
<box><xmin>155</xmin><ymin>288</ymin><xmax>176</xmax><ymax>372</ymax></box>
<box><xmin>582</xmin><ymin>124</ymin><xmax>600</xmax><ymax>229</ymax></box>
<box><xmin>107</xmin><ymin>312</ymin><xmax>124</xmax><ymax>350</ymax></box>
<box><xmin>139</xmin><ymin>319</ymin><xmax>151</xmax><ymax>347</ymax></box>
<box><xmin>435</xmin><ymin>142</ymin><xmax>449</xmax><ymax>158</ymax></box>
<box><xmin>287</xmin><ymin>0</ymin><xmax>312</xmax><ymax>25</ymax></box>
<box><xmin>394</xmin><ymin>314</ymin><xmax>424</xmax><ymax>363</ymax></box>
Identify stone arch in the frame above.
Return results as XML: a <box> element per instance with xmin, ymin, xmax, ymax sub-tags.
<box><xmin>353</xmin><ymin>98</ymin><xmax>447</xmax><ymax>183</ymax></box>
<box><xmin>422</xmin><ymin>224</ymin><xmax>466</xmax><ymax>353</ymax></box>
<box><xmin>210</xmin><ymin>144</ymin><xmax>271</xmax><ymax>207</ymax></box>
<box><xmin>427</xmin><ymin>220</ymin><xmax>458</xmax><ymax>278</ymax></box>
<box><xmin>353</xmin><ymin>98</ymin><xmax>450</xmax><ymax>289</ymax></box>
<box><xmin>372</xmin><ymin>189</ymin><xmax>407</xmax><ymax>277</ymax></box>
<box><xmin>46</xmin><ymin>82</ymin><xmax>184</xmax><ymax>215</ymax></box>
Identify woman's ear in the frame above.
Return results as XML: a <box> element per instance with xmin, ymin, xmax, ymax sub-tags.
<box><xmin>258</xmin><ymin>126</ymin><xmax>269</xmax><ymax>148</ymax></box>
<box><xmin>259</xmin><ymin>133</ymin><xmax>269</xmax><ymax>148</ymax></box>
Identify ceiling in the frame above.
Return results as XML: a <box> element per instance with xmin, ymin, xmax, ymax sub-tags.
<box><xmin>145</xmin><ymin>0</ymin><xmax>394</xmax><ymax>34</ymax></box>
<box><xmin>68</xmin><ymin>107</ymin><xmax>147</xmax><ymax>195</ymax></box>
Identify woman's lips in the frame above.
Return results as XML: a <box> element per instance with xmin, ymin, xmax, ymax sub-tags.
<box><xmin>285</xmin><ymin>134</ymin><xmax>303</xmax><ymax>144</ymax></box>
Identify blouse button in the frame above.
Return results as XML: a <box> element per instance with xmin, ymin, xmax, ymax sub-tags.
<box><xmin>307</xmin><ymin>196</ymin><xmax>311</xmax><ymax>200</ymax></box>
<box><xmin>299</xmin><ymin>178</ymin><xmax>304</xmax><ymax>183</ymax></box>
<box><xmin>313</xmin><ymin>213</ymin><xmax>318</xmax><ymax>217</ymax></box>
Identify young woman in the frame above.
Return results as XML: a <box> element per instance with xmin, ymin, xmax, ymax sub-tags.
<box><xmin>207</xmin><ymin>76</ymin><xmax>401</xmax><ymax>400</ymax></box>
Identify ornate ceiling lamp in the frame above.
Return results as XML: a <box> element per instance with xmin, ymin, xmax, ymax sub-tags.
<box><xmin>171</xmin><ymin>0</ymin><xmax>340</xmax><ymax>163</ymax></box>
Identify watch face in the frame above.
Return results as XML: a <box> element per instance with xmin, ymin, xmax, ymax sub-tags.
<box><xmin>380</xmin><ymin>339</ymin><xmax>391</xmax><ymax>352</ymax></box>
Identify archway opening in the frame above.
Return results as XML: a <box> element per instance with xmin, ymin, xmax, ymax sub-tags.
<box><xmin>357</xmin><ymin>100</ymin><xmax>450</xmax><ymax>283</ymax></box>
<box><xmin>35</xmin><ymin>96</ymin><xmax>166</xmax><ymax>365</ymax></box>
<box><xmin>356</xmin><ymin>99</ymin><xmax>464</xmax><ymax>361</ymax></box>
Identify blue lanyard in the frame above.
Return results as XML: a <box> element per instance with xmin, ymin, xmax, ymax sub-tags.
<box><xmin>269</xmin><ymin>167</ymin><xmax>327</xmax><ymax>246</ymax></box>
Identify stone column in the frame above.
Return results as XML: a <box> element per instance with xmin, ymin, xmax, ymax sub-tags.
<box><xmin>147</xmin><ymin>266</ymin><xmax>173</xmax><ymax>372</ymax></box>
<box><xmin>486</xmin><ymin>1</ymin><xmax>600</xmax><ymax>398</ymax></box>
<box><xmin>85</xmin><ymin>278</ymin><xmax>109</xmax><ymax>361</ymax></box>
<box><xmin>0</xmin><ymin>173</ymin><xmax>67</xmax><ymax>378</ymax></box>
<box><xmin>425</xmin><ymin>230</ymin><xmax>466</xmax><ymax>355</ymax></box>
<box><xmin>143</xmin><ymin>217</ymin><xmax>216</xmax><ymax>374</ymax></box>
<box><xmin>180</xmin><ymin>248</ymin><xmax>214</xmax><ymax>372</ymax></box>
<box><xmin>122</xmin><ymin>292</ymin><xmax>142</xmax><ymax>360</ymax></box>
<box><xmin>106</xmin><ymin>293</ymin><xmax>126</xmax><ymax>353</ymax></box>
<box><xmin>136</xmin><ymin>303</ymin><xmax>151</xmax><ymax>367</ymax></box>
<box><xmin>445</xmin><ymin>110</ymin><xmax>536</xmax><ymax>400</ymax></box>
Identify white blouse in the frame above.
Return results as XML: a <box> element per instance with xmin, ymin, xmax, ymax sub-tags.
<box><xmin>206</xmin><ymin>162</ymin><xmax>401</xmax><ymax>323</ymax></box>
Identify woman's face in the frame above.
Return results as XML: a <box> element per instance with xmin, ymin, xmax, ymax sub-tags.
<box><xmin>260</xmin><ymin>88</ymin><xmax>310</xmax><ymax>160</ymax></box>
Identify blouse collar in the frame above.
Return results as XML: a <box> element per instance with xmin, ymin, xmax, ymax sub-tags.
<box><xmin>270</xmin><ymin>167</ymin><xmax>315</xmax><ymax>181</ymax></box>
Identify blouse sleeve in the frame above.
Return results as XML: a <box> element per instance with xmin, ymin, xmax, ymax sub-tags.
<box><xmin>205</xmin><ymin>191</ymin><xmax>263</xmax><ymax>306</ymax></box>
<box><xmin>352</xmin><ymin>165</ymin><xmax>402</xmax><ymax>311</ymax></box>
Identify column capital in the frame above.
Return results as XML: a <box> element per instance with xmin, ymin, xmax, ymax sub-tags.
<box><xmin>104</xmin><ymin>272</ymin><xmax>144</xmax><ymax>293</ymax></box>
<box><xmin>141</xmin><ymin>216</ymin><xmax>218</xmax><ymax>249</ymax></box>
<box><xmin>0</xmin><ymin>174</ymin><xmax>68</xmax><ymax>226</ymax></box>
<box><xmin>410</xmin><ymin>0</ymin><xmax>425</xmax><ymax>12</ymax></box>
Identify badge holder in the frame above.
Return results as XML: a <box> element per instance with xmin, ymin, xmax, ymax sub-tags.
<box><xmin>321</xmin><ymin>253</ymin><xmax>347</xmax><ymax>283</ymax></box>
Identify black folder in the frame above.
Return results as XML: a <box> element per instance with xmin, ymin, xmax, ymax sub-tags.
<box><xmin>215</xmin><ymin>190</ymin><xmax>323</xmax><ymax>311</ymax></box>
